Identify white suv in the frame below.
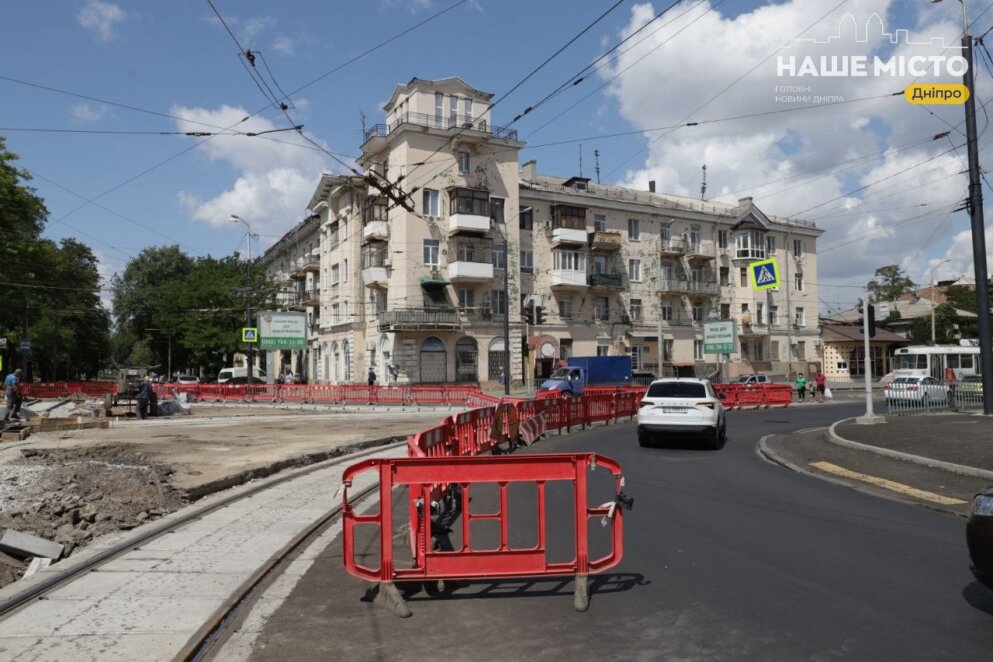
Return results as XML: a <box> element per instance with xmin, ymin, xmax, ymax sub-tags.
<box><xmin>637</xmin><ymin>378</ymin><xmax>726</xmax><ymax>449</ymax></box>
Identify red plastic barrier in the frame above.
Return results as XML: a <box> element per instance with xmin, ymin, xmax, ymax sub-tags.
<box><xmin>736</xmin><ymin>386</ymin><xmax>766</xmax><ymax>408</ymax></box>
<box><xmin>342</xmin><ymin>453</ymin><xmax>627</xmax><ymax>615</ymax></box>
<box><xmin>763</xmin><ymin>384</ymin><xmax>793</xmax><ymax>407</ymax></box>
<box><xmin>584</xmin><ymin>394</ymin><xmax>615</xmax><ymax>425</ymax></box>
<box><xmin>444</xmin><ymin>384</ymin><xmax>483</xmax><ymax>405</ymax></box>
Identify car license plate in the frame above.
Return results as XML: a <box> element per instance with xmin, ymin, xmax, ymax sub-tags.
<box><xmin>661</xmin><ymin>407</ymin><xmax>686</xmax><ymax>414</ymax></box>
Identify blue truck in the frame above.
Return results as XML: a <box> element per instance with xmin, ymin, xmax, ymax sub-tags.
<box><xmin>538</xmin><ymin>356</ymin><xmax>633</xmax><ymax>398</ymax></box>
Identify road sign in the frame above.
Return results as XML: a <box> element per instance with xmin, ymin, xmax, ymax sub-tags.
<box><xmin>749</xmin><ymin>259</ymin><xmax>781</xmax><ymax>291</ymax></box>
<box><xmin>19</xmin><ymin>340</ymin><xmax>31</xmax><ymax>355</ymax></box>
<box><xmin>703</xmin><ymin>320</ymin><xmax>736</xmax><ymax>354</ymax></box>
<box><xmin>242</xmin><ymin>327</ymin><xmax>258</xmax><ymax>343</ymax></box>
<box><xmin>258</xmin><ymin>311</ymin><xmax>307</xmax><ymax>350</ymax></box>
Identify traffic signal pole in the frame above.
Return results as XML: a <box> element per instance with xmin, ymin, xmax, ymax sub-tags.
<box><xmin>503</xmin><ymin>237</ymin><xmax>510</xmax><ymax>396</ymax></box>
<box><xmin>961</xmin><ymin>22</ymin><xmax>993</xmax><ymax>415</ymax></box>
<box><xmin>857</xmin><ymin>301</ymin><xmax>882</xmax><ymax>424</ymax></box>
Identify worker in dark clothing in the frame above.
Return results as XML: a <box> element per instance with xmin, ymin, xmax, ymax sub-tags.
<box><xmin>136</xmin><ymin>377</ymin><xmax>153</xmax><ymax>420</ymax></box>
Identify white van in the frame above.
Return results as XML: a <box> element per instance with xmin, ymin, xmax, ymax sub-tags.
<box><xmin>217</xmin><ymin>366</ymin><xmax>267</xmax><ymax>384</ymax></box>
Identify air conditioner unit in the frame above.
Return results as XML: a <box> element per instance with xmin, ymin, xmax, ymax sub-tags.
<box><xmin>615</xmin><ymin>335</ymin><xmax>626</xmax><ymax>345</ymax></box>
<box><xmin>768</xmin><ymin>286</ymin><xmax>780</xmax><ymax>293</ymax></box>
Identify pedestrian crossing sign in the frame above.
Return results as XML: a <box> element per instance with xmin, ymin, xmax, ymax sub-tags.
<box><xmin>242</xmin><ymin>327</ymin><xmax>258</xmax><ymax>343</ymax></box>
<box><xmin>749</xmin><ymin>259</ymin><xmax>781</xmax><ymax>291</ymax></box>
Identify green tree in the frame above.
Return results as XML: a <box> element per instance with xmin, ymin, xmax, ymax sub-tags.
<box><xmin>867</xmin><ymin>265</ymin><xmax>916</xmax><ymax>303</ymax></box>
<box><xmin>908</xmin><ymin>303</ymin><xmax>961</xmax><ymax>344</ymax></box>
<box><xmin>944</xmin><ymin>282</ymin><xmax>993</xmax><ymax>315</ymax></box>
<box><xmin>127</xmin><ymin>338</ymin><xmax>154</xmax><ymax>367</ymax></box>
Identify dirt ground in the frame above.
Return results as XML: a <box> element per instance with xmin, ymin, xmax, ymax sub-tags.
<box><xmin>0</xmin><ymin>403</ymin><xmax>455</xmax><ymax>588</ymax></box>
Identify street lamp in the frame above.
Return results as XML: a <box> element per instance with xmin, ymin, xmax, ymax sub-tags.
<box><xmin>929</xmin><ymin>258</ymin><xmax>952</xmax><ymax>344</ymax></box>
<box><xmin>231</xmin><ymin>214</ymin><xmax>255</xmax><ymax>386</ymax></box>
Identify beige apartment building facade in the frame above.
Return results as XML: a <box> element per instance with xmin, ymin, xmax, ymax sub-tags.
<box><xmin>267</xmin><ymin>76</ymin><xmax>824</xmax><ymax>385</ymax></box>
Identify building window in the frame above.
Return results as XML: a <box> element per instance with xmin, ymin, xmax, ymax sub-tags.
<box><xmin>559</xmin><ymin>296</ymin><xmax>573</xmax><ymax>319</ymax></box>
<box><xmin>592</xmin><ymin>254</ymin><xmax>607</xmax><ymax>274</ymax></box>
<box><xmin>689</xmin><ymin>225</ymin><xmax>702</xmax><ymax>250</ymax></box>
<box><xmin>660</xmin><ymin>261</ymin><xmax>673</xmax><ymax>282</ymax></box>
<box><xmin>362</xmin><ymin>197</ymin><xmax>387</xmax><ymax>224</ymax></box>
<box><xmin>463</xmin><ymin>97</ymin><xmax>473</xmax><ymax>124</ymax></box>
<box><xmin>720</xmin><ymin>303</ymin><xmax>730</xmax><ymax>320</ymax></box>
<box><xmin>520</xmin><ymin>207</ymin><xmax>533</xmax><ymax>230</ymax></box>
<box><xmin>629</xmin><ymin>299</ymin><xmax>642</xmax><ymax>322</ymax></box>
<box><xmin>332</xmin><ymin>303</ymin><xmax>340</xmax><ymax>324</ymax></box>
<box><xmin>328</xmin><ymin>221</ymin><xmax>340</xmax><ymax>247</ymax></box>
<box><xmin>771</xmin><ymin>341</ymin><xmax>780</xmax><ymax>361</ymax></box>
<box><xmin>794</xmin><ymin>272</ymin><xmax>804</xmax><ymax>291</ymax></box>
<box><xmin>660</xmin><ymin>301</ymin><xmax>673</xmax><ymax>321</ymax></box>
<box><xmin>793</xmin><ymin>239</ymin><xmax>805</xmax><ymax>259</ymax></box>
<box><xmin>458</xmin><ymin>287</ymin><xmax>476</xmax><ymax>310</ymax></box>
<box><xmin>594</xmin><ymin>214</ymin><xmax>607</xmax><ymax>231</ymax></box>
<box><xmin>594</xmin><ymin>297</ymin><xmax>609</xmax><ymax>321</ymax></box>
<box><xmin>343</xmin><ymin>259</ymin><xmax>348</xmax><ymax>282</ymax></box>
<box><xmin>769</xmin><ymin>306</ymin><xmax>779</xmax><ymax>326</ymax></box>
<box><xmin>596</xmin><ymin>346</ymin><xmax>610</xmax><ymax>357</ymax></box>
<box><xmin>628</xmin><ymin>345</ymin><xmax>643</xmax><ymax>371</ymax></box>
<box><xmin>757</xmin><ymin>302</ymin><xmax>764</xmax><ymax>325</ymax></box>
<box><xmin>692</xmin><ymin>303</ymin><xmax>703</xmax><ymax>322</ymax></box>
<box><xmin>754</xmin><ymin>341</ymin><xmax>764</xmax><ymax>361</ymax></box>
<box><xmin>797</xmin><ymin>341</ymin><xmax>806</xmax><ymax>360</ymax></box>
<box><xmin>331</xmin><ymin>263</ymin><xmax>340</xmax><ymax>285</ymax></box>
<box><xmin>735</xmin><ymin>230</ymin><xmax>766</xmax><ymax>260</ymax></box>
<box><xmin>718</xmin><ymin>230</ymin><xmax>728</xmax><ymax>249</ymax></box>
<box><xmin>628</xmin><ymin>218</ymin><xmax>640</xmax><ymax>240</ymax></box>
<box><xmin>449</xmin><ymin>95</ymin><xmax>458</xmax><ymax>126</ymax></box>
<box><xmin>691</xmin><ymin>265</ymin><xmax>704</xmax><ymax>283</ymax></box>
<box><xmin>694</xmin><ymin>340</ymin><xmax>704</xmax><ymax>360</ymax></box>
<box><xmin>521</xmin><ymin>250</ymin><xmax>533</xmax><ymax>273</ymax></box>
<box><xmin>458</xmin><ymin>151</ymin><xmax>470</xmax><ymax>173</ymax></box>
<box><xmin>739</xmin><ymin>267</ymin><xmax>748</xmax><ymax>287</ymax></box>
<box><xmin>491</xmin><ymin>197</ymin><xmax>505</xmax><ymax>224</ymax></box>
<box><xmin>487</xmin><ymin>337</ymin><xmax>506</xmax><ymax>381</ymax></box>
<box><xmin>434</xmin><ymin>92</ymin><xmax>444</xmax><ymax>126</ymax></box>
<box><xmin>423</xmin><ymin>239</ymin><xmax>440</xmax><ymax>267</ymax></box>
<box><xmin>493</xmin><ymin>244</ymin><xmax>506</xmax><ymax>269</ymax></box>
<box><xmin>560</xmin><ymin>338</ymin><xmax>573</xmax><ymax>359</ymax></box>
<box><xmin>766</xmin><ymin>236</ymin><xmax>776</xmax><ymax>254</ymax></box>
<box><xmin>553</xmin><ymin>250</ymin><xmax>586</xmax><ymax>272</ymax></box>
<box><xmin>449</xmin><ymin>187</ymin><xmax>487</xmax><ymax>216</ymax></box>
<box><xmin>492</xmin><ymin>290</ymin><xmax>507</xmax><ymax>316</ymax></box>
<box><xmin>628</xmin><ymin>259</ymin><xmax>641</xmax><ymax>282</ymax></box>
<box><xmin>720</xmin><ymin>267</ymin><xmax>729</xmax><ymax>286</ymax></box>
<box><xmin>795</xmin><ymin>307</ymin><xmax>805</xmax><ymax>327</ymax></box>
<box><xmin>422</xmin><ymin>189</ymin><xmax>440</xmax><ymax>218</ymax></box>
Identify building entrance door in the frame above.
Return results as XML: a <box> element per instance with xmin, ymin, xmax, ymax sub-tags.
<box><xmin>536</xmin><ymin>358</ymin><xmax>554</xmax><ymax>381</ymax></box>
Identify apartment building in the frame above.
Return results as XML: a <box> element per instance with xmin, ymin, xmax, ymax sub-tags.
<box><xmin>267</xmin><ymin>76</ymin><xmax>823</xmax><ymax>384</ymax></box>
<box><xmin>256</xmin><ymin>214</ymin><xmax>321</xmax><ymax>380</ymax></box>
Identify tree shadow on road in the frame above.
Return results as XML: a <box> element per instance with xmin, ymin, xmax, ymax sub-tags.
<box><xmin>391</xmin><ymin>572</ymin><xmax>649</xmax><ymax>602</ymax></box>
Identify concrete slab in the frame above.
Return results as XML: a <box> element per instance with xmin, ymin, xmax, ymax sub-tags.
<box><xmin>0</xmin><ymin>634</ymin><xmax>192</xmax><ymax>662</ymax></box>
<box><xmin>0</xmin><ymin>530</ymin><xmax>64</xmax><ymax>561</ymax></box>
<box><xmin>47</xmin><ymin>570</ymin><xmax>246</xmax><ymax>600</ymax></box>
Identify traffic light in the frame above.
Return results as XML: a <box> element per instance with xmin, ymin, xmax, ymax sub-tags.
<box><xmin>535</xmin><ymin>305</ymin><xmax>547</xmax><ymax>325</ymax></box>
<box><xmin>523</xmin><ymin>302</ymin><xmax>535</xmax><ymax>325</ymax></box>
<box><xmin>867</xmin><ymin>303</ymin><xmax>876</xmax><ymax>339</ymax></box>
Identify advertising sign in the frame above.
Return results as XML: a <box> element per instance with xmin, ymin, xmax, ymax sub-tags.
<box><xmin>703</xmin><ymin>321</ymin><xmax>736</xmax><ymax>354</ymax></box>
<box><xmin>258</xmin><ymin>311</ymin><xmax>307</xmax><ymax>350</ymax></box>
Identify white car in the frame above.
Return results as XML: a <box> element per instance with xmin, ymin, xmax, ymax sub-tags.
<box><xmin>175</xmin><ymin>375</ymin><xmax>199</xmax><ymax>385</ymax></box>
<box><xmin>637</xmin><ymin>378</ymin><xmax>726</xmax><ymax>449</ymax></box>
<box><xmin>883</xmin><ymin>376</ymin><xmax>949</xmax><ymax>403</ymax></box>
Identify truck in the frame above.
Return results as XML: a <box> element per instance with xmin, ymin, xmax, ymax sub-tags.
<box><xmin>537</xmin><ymin>356</ymin><xmax>632</xmax><ymax>398</ymax></box>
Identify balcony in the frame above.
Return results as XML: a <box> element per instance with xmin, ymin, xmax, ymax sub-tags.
<box><xmin>363</xmin><ymin>112</ymin><xmax>520</xmax><ymax>148</ymax></box>
<box><xmin>588</xmin><ymin>273</ymin><xmax>625</xmax><ymax>290</ymax></box>
<box><xmin>448</xmin><ymin>261</ymin><xmax>494</xmax><ymax>282</ymax></box>
<box><xmin>660</xmin><ymin>238</ymin><xmax>687</xmax><ymax>255</ymax></box>
<box><xmin>552</xmin><ymin>227</ymin><xmax>588</xmax><ymax>246</ymax></box>
<box><xmin>448</xmin><ymin>238</ymin><xmax>494</xmax><ymax>282</ymax></box>
<box><xmin>686</xmin><ymin>280</ymin><xmax>720</xmax><ymax>296</ymax></box>
<box><xmin>302</xmin><ymin>256</ymin><xmax>320</xmax><ymax>273</ymax></box>
<box><xmin>362</xmin><ymin>220</ymin><xmax>389</xmax><ymax>242</ymax></box>
<box><xmin>361</xmin><ymin>250</ymin><xmax>389</xmax><ymax>288</ymax></box>
<box><xmin>449</xmin><ymin>213</ymin><xmax>490</xmax><ymax>234</ymax></box>
<box><xmin>295</xmin><ymin>289</ymin><xmax>320</xmax><ymax>308</ymax></box>
<box><xmin>589</xmin><ymin>230</ymin><xmax>622</xmax><ymax>251</ymax></box>
<box><xmin>686</xmin><ymin>241</ymin><xmax>716</xmax><ymax>261</ymax></box>
<box><xmin>378</xmin><ymin>308</ymin><xmax>461</xmax><ymax>331</ymax></box>
<box><xmin>551</xmin><ymin>269</ymin><xmax>588</xmax><ymax>289</ymax></box>
<box><xmin>658</xmin><ymin>279</ymin><xmax>691</xmax><ymax>294</ymax></box>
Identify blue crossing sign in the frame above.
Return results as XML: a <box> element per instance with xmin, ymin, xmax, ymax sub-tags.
<box><xmin>242</xmin><ymin>327</ymin><xmax>258</xmax><ymax>343</ymax></box>
<box><xmin>749</xmin><ymin>259</ymin><xmax>781</xmax><ymax>291</ymax></box>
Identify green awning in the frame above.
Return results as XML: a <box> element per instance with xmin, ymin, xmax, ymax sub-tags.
<box><xmin>420</xmin><ymin>278</ymin><xmax>449</xmax><ymax>286</ymax></box>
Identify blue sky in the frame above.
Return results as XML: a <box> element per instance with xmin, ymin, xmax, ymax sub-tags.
<box><xmin>2</xmin><ymin>1</ymin><xmax>990</xmax><ymax>313</ymax></box>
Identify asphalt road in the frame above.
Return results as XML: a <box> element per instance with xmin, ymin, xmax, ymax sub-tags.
<box><xmin>248</xmin><ymin>403</ymin><xmax>993</xmax><ymax>661</ymax></box>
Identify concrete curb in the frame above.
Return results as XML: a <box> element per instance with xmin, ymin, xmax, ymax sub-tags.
<box><xmin>755</xmin><ymin>434</ymin><xmax>966</xmax><ymax>519</ymax></box>
<box><xmin>826</xmin><ymin>418</ymin><xmax>993</xmax><ymax>482</ymax></box>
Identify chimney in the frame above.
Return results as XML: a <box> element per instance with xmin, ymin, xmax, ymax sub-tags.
<box><xmin>737</xmin><ymin>196</ymin><xmax>753</xmax><ymax>209</ymax></box>
<box><xmin>648</xmin><ymin>180</ymin><xmax>656</xmax><ymax>193</ymax></box>
<box><xmin>522</xmin><ymin>159</ymin><xmax>537</xmax><ymax>182</ymax></box>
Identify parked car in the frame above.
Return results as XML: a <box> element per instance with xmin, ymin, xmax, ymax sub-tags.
<box><xmin>538</xmin><ymin>356</ymin><xmax>632</xmax><ymax>398</ymax></box>
<box><xmin>631</xmin><ymin>371</ymin><xmax>656</xmax><ymax>386</ymax></box>
<box><xmin>737</xmin><ymin>374</ymin><xmax>770</xmax><ymax>385</ymax></box>
<box><xmin>967</xmin><ymin>486</ymin><xmax>993</xmax><ymax>590</ymax></box>
<box><xmin>636</xmin><ymin>378</ymin><xmax>726</xmax><ymax>450</ymax></box>
<box><xmin>883</xmin><ymin>376</ymin><xmax>950</xmax><ymax>403</ymax></box>
<box><xmin>217</xmin><ymin>366</ymin><xmax>266</xmax><ymax>384</ymax></box>
<box><xmin>958</xmin><ymin>374</ymin><xmax>985</xmax><ymax>395</ymax></box>
<box><xmin>175</xmin><ymin>375</ymin><xmax>199</xmax><ymax>385</ymax></box>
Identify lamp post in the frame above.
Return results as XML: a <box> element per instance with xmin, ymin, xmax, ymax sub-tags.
<box><xmin>929</xmin><ymin>258</ymin><xmax>952</xmax><ymax>344</ymax></box>
<box><xmin>146</xmin><ymin>328</ymin><xmax>171</xmax><ymax>380</ymax></box>
<box><xmin>230</xmin><ymin>214</ymin><xmax>255</xmax><ymax>387</ymax></box>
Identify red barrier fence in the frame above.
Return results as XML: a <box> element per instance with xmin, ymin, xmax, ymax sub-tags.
<box><xmin>711</xmin><ymin>384</ymin><xmax>793</xmax><ymax>409</ymax></box>
<box><xmin>342</xmin><ymin>453</ymin><xmax>629</xmax><ymax>616</ymax></box>
<box><xmin>141</xmin><ymin>383</ymin><xmax>485</xmax><ymax>406</ymax></box>
<box><xmin>21</xmin><ymin>381</ymin><xmax>118</xmax><ymax>399</ymax></box>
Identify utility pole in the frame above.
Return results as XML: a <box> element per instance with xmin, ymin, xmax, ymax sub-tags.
<box><xmin>231</xmin><ymin>215</ymin><xmax>255</xmax><ymax>387</ymax></box>
<box><xmin>960</xmin><ymin>1</ymin><xmax>993</xmax><ymax>414</ymax></box>
<box><xmin>657</xmin><ymin>231</ymin><xmax>665</xmax><ymax>376</ymax></box>
<box><xmin>503</xmin><ymin>236</ymin><xmax>511</xmax><ymax>396</ymax></box>
<box><xmin>594</xmin><ymin>149</ymin><xmax>601</xmax><ymax>184</ymax></box>
<box><xmin>857</xmin><ymin>297</ymin><xmax>882</xmax><ymax>424</ymax></box>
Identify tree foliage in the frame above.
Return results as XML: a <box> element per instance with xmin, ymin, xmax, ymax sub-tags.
<box><xmin>0</xmin><ymin>136</ymin><xmax>110</xmax><ymax>379</ymax></box>
<box><xmin>867</xmin><ymin>265</ymin><xmax>916</xmax><ymax>303</ymax></box>
<box><xmin>908</xmin><ymin>303</ymin><xmax>962</xmax><ymax>345</ymax></box>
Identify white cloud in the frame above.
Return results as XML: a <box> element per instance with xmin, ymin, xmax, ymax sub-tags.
<box><xmin>69</xmin><ymin>102</ymin><xmax>107</xmax><ymax>122</ymax></box>
<box><xmin>171</xmin><ymin>105</ymin><xmax>331</xmax><ymax>240</ymax></box>
<box><xmin>271</xmin><ymin>35</ymin><xmax>296</xmax><ymax>56</ymax></box>
<box><xmin>928</xmin><ymin>225</ymin><xmax>993</xmax><ymax>285</ymax></box>
<box><xmin>601</xmin><ymin>0</ymin><xmax>981</xmax><ymax>308</ymax></box>
<box><xmin>76</xmin><ymin>0</ymin><xmax>126</xmax><ymax>42</ymax></box>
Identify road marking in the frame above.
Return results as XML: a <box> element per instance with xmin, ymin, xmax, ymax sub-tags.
<box><xmin>809</xmin><ymin>461</ymin><xmax>968</xmax><ymax>506</ymax></box>
<box><xmin>794</xmin><ymin>426</ymin><xmax>827</xmax><ymax>434</ymax></box>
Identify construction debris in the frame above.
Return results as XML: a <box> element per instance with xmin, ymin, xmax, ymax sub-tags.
<box><xmin>0</xmin><ymin>529</ymin><xmax>64</xmax><ymax>561</ymax></box>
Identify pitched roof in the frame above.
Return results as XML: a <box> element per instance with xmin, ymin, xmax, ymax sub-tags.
<box><xmin>822</xmin><ymin>324</ymin><xmax>907</xmax><ymax>343</ymax></box>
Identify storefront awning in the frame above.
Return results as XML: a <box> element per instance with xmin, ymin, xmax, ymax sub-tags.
<box><xmin>627</xmin><ymin>330</ymin><xmax>658</xmax><ymax>339</ymax></box>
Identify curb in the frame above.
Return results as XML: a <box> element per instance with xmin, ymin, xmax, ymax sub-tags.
<box><xmin>826</xmin><ymin>418</ymin><xmax>993</xmax><ymax>481</ymax></box>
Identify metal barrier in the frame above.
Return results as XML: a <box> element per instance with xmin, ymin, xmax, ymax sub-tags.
<box><xmin>342</xmin><ymin>453</ymin><xmax>631</xmax><ymax>616</ymax></box>
<box><xmin>22</xmin><ymin>381</ymin><xmax>118</xmax><ymax>399</ymax></box>
<box><xmin>884</xmin><ymin>380</ymin><xmax>954</xmax><ymax>415</ymax></box>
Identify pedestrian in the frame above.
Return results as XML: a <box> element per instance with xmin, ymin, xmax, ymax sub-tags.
<box><xmin>814</xmin><ymin>369</ymin><xmax>827</xmax><ymax>403</ymax></box>
<box><xmin>136</xmin><ymin>376</ymin><xmax>153</xmax><ymax>420</ymax></box>
<box><xmin>285</xmin><ymin>371</ymin><xmax>294</xmax><ymax>385</ymax></box>
<box><xmin>2</xmin><ymin>369</ymin><xmax>22</xmax><ymax>423</ymax></box>
<box><xmin>368</xmin><ymin>367</ymin><xmax>376</xmax><ymax>386</ymax></box>
<box><xmin>794</xmin><ymin>372</ymin><xmax>807</xmax><ymax>402</ymax></box>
